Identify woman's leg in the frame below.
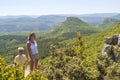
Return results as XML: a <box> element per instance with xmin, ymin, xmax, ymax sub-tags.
<box><xmin>30</xmin><ymin>60</ymin><xmax>34</xmax><ymax>71</ymax></box>
<box><xmin>34</xmin><ymin>59</ymin><xmax>38</xmax><ymax>70</ymax></box>
<box><xmin>34</xmin><ymin>54</ymin><xmax>39</xmax><ymax>70</ymax></box>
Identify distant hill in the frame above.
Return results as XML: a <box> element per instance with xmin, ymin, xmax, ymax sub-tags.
<box><xmin>79</xmin><ymin>13</ymin><xmax>119</xmax><ymax>18</ymax></box>
<box><xmin>45</xmin><ymin>17</ymin><xmax>101</xmax><ymax>39</ymax></box>
<box><xmin>58</xmin><ymin>13</ymin><xmax>120</xmax><ymax>26</ymax></box>
<box><xmin>0</xmin><ymin>15</ymin><xmax>66</xmax><ymax>33</ymax></box>
<box><xmin>0</xmin><ymin>15</ymin><xmax>30</xmax><ymax>19</ymax></box>
<box><xmin>113</xmin><ymin>14</ymin><xmax>120</xmax><ymax>20</ymax></box>
<box><xmin>97</xmin><ymin>18</ymin><xmax>120</xmax><ymax>29</ymax></box>
<box><xmin>77</xmin><ymin>13</ymin><xmax>120</xmax><ymax>26</ymax></box>
<box><xmin>36</xmin><ymin>15</ymin><xmax>66</xmax><ymax>29</ymax></box>
<box><xmin>79</xmin><ymin>17</ymin><xmax>104</xmax><ymax>26</ymax></box>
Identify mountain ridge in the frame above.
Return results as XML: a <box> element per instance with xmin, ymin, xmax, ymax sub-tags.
<box><xmin>0</xmin><ymin>13</ymin><xmax>120</xmax><ymax>33</ymax></box>
<box><xmin>97</xmin><ymin>18</ymin><xmax>120</xmax><ymax>29</ymax></box>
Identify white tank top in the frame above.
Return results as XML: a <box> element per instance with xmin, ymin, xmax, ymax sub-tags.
<box><xmin>29</xmin><ymin>41</ymin><xmax>38</xmax><ymax>54</ymax></box>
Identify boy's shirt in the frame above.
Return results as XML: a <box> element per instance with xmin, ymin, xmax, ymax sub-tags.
<box><xmin>14</xmin><ymin>54</ymin><xmax>27</xmax><ymax>67</ymax></box>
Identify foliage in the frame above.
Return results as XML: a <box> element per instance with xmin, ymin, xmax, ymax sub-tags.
<box><xmin>0</xmin><ymin>18</ymin><xmax>120</xmax><ymax>80</ymax></box>
<box><xmin>0</xmin><ymin>56</ymin><xmax>47</xmax><ymax>80</ymax></box>
<box><xmin>25</xmin><ymin>70</ymin><xmax>48</xmax><ymax>80</ymax></box>
<box><xmin>39</xmin><ymin>35</ymin><xmax>99</xmax><ymax>80</ymax></box>
<box><xmin>39</xmin><ymin>23</ymin><xmax>120</xmax><ymax>80</ymax></box>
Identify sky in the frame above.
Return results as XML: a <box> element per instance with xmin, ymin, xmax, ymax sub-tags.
<box><xmin>0</xmin><ymin>0</ymin><xmax>120</xmax><ymax>16</ymax></box>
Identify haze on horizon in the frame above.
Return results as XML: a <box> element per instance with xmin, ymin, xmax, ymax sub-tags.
<box><xmin>0</xmin><ymin>0</ymin><xmax>120</xmax><ymax>16</ymax></box>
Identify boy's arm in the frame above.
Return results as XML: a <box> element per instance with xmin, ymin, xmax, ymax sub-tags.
<box><xmin>24</xmin><ymin>55</ymin><xmax>28</xmax><ymax>65</ymax></box>
<box><xmin>14</xmin><ymin>57</ymin><xmax>17</xmax><ymax>66</ymax></box>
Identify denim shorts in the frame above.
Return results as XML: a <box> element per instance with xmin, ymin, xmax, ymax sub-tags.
<box><xmin>32</xmin><ymin>54</ymin><xmax>39</xmax><ymax>61</ymax></box>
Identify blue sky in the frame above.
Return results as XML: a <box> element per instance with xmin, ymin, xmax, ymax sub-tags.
<box><xmin>0</xmin><ymin>0</ymin><xmax>120</xmax><ymax>16</ymax></box>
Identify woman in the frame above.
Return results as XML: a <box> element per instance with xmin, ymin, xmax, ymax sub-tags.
<box><xmin>26</xmin><ymin>32</ymin><xmax>39</xmax><ymax>71</ymax></box>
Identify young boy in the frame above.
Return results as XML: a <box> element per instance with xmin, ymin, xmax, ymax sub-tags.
<box><xmin>14</xmin><ymin>47</ymin><xmax>27</xmax><ymax>69</ymax></box>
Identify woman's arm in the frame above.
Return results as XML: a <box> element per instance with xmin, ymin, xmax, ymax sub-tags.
<box><xmin>26</xmin><ymin>42</ymin><xmax>32</xmax><ymax>60</ymax></box>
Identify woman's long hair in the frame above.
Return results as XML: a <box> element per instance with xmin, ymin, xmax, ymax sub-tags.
<box><xmin>28</xmin><ymin>32</ymin><xmax>36</xmax><ymax>41</ymax></box>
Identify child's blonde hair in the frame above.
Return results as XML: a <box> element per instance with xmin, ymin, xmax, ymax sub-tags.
<box><xmin>18</xmin><ymin>47</ymin><xmax>24</xmax><ymax>51</ymax></box>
